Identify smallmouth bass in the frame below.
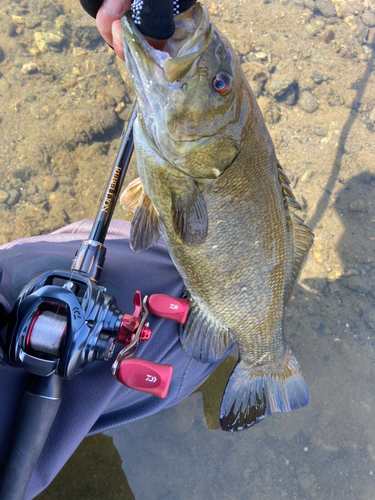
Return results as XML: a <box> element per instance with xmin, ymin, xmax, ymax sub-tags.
<box><xmin>120</xmin><ymin>3</ymin><xmax>314</xmax><ymax>431</ymax></box>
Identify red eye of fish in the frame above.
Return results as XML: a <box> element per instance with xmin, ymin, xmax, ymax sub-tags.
<box><xmin>212</xmin><ymin>72</ymin><xmax>231</xmax><ymax>95</ymax></box>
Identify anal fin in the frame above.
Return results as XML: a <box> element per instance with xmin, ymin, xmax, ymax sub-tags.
<box><xmin>220</xmin><ymin>346</ymin><xmax>309</xmax><ymax>432</ymax></box>
<box><xmin>180</xmin><ymin>296</ymin><xmax>234</xmax><ymax>363</ymax></box>
<box><xmin>130</xmin><ymin>192</ymin><xmax>163</xmax><ymax>253</ymax></box>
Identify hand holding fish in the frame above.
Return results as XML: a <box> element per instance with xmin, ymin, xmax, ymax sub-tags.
<box><xmin>80</xmin><ymin>0</ymin><xmax>198</xmax><ymax>57</ymax></box>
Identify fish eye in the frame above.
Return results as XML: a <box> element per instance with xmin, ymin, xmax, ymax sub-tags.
<box><xmin>212</xmin><ymin>72</ymin><xmax>231</xmax><ymax>95</ymax></box>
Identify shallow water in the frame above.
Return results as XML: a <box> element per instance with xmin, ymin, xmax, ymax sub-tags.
<box><xmin>0</xmin><ymin>0</ymin><xmax>375</xmax><ymax>498</ymax></box>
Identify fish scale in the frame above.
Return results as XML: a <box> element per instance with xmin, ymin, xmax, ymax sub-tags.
<box><xmin>120</xmin><ymin>2</ymin><xmax>314</xmax><ymax>431</ymax></box>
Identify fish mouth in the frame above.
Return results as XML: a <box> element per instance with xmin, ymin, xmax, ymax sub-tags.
<box><xmin>121</xmin><ymin>4</ymin><xmax>213</xmax><ymax>133</ymax></box>
<box><xmin>121</xmin><ymin>3</ymin><xmax>212</xmax><ymax>83</ymax></box>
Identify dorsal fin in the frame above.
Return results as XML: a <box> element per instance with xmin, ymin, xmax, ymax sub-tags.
<box><xmin>277</xmin><ymin>162</ymin><xmax>314</xmax><ymax>302</ymax></box>
<box><xmin>120</xmin><ymin>177</ymin><xmax>144</xmax><ymax>213</ymax></box>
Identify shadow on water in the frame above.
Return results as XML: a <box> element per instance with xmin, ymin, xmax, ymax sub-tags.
<box><xmin>308</xmin><ymin>38</ymin><xmax>374</xmax><ymax>232</ymax></box>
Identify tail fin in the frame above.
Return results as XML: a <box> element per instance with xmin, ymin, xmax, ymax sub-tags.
<box><xmin>220</xmin><ymin>346</ymin><xmax>309</xmax><ymax>432</ymax></box>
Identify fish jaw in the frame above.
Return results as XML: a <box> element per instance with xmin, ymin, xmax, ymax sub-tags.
<box><xmin>120</xmin><ymin>4</ymin><xmax>212</xmax><ymax>111</ymax></box>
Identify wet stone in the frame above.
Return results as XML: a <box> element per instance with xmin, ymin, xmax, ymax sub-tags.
<box><xmin>300</xmin><ymin>49</ymin><xmax>311</xmax><ymax>60</ymax></box>
<box><xmin>361</xmin><ymin>12</ymin><xmax>375</xmax><ymax>27</ymax></box>
<box><xmin>6</xmin><ymin>189</ymin><xmax>20</xmax><ymax>206</ymax></box>
<box><xmin>11</xmin><ymin>166</ymin><xmax>31</xmax><ymax>181</ymax></box>
<box><xmin>58</xmin><ymin>175</ymin><xmax>73</xmax><ymax>186</ymax></box>
<box><xmin>357</xmin><ymin>27</ymin><xmax>369</xmax><ymax>44</ymax></box>
<box><xmin>301</xmin><ymin>169</ymin><xmax>315</xmax><ymax>182</ymax></box>
<box><xmin>278</xmin><ymin>85</ymin><xmax>296</xmax><ymax>105</ymax></box>
<box><xmin>311</xmin><ymin>70</ymin><xmax>324</xmax><ymax>84</ymax></box>
<box><xmin>0</xmin><ymin>47</ymin><xmax>5</xmax><ymax>63</ymax></box>
<box><xmin>348</xmin><ymin>198</ymin><xmax>366</xmax><ymax>212</ymax></box>
<box><xmin>73</xmin><ymin>26</ymin><xmax>101</xmax><ymax>49</ymax></box>
<box><xmin>316</xmin><ymin>0</ymin><xmax>336</xmax><ymax>17</ymax></box>
<box><xmin>21</xmin><ymin>62</ymin><xmax>37</xmax><ymax>75</ymax></box>
<box><xmin>304</xmin><ymin>0</ymin><xmax>316</xmax><ymax>10</ymax></box>
<box><xmin>0</xmin><ymin>190</ymin><xmax>9</xmax><ymax>203</ymax></box>
<box><xmin>298</xmin><ymin>91</ymin><xmax>319</xmax><ymax>113</ymax></box>
<box><xmin>268</xmin><ymin>77</ymin><xmax>294</xmax><ymax>98</ymax></box>
<box><xmin>346</xmin><ymin>276</ymin><xmax>371</xmax><ymax>294</ymax></box>
<box><xmin>314</xmin><ymin>126</ymin><xmax>325</xmax><ymax>136</ymax></box>
<box><xmin>43</xmin><ymin>176</ymin><xmax>57</xmax><ymax>192</ymax></box>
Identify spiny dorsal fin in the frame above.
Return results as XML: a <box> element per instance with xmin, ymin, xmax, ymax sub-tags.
<box><xmin>277</xmin><ymin>163</ymin><xmax>314</xmax><ymax>302</ymax></box>
<box><xmin>180</xmin><ymin>294</ymin><xmax>234</xmax><ymax>362</ymax></box>
<box><xmin>172</xmin><ymin>181</ymin><xmax>208</xmax><ymax>246</ymax></box>
<box><xmin>120</xmin><ymin>177</ymin><xmax>144</xmax><ymax>213</ymax></box>
<box><xmin>129</xmin><ymin>192</ymin><xmax>163</xmax><ymax>253</ymax></box>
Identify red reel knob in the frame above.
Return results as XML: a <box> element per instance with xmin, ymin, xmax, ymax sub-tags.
<box><xmin>148</xmin><ymin>294</ymin><xmax>189</xmax><ymax>324</ymax></box>
<box><xmin>117</xmin><ymin>358</ymin><xmax>173</xmax><ymax>399</ymax></box>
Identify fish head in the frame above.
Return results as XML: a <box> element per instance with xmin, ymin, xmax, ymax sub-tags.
<box><xmin>121</xmin><ymin>3</ymin><xmax>252</xmax><ymax>179</ymax></box>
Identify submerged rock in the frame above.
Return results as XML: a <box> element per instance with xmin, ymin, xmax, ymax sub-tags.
<box><xmin>298</xmin><ymin>91</ymin><xmax>319</xmax><ymax>113</ymax></box>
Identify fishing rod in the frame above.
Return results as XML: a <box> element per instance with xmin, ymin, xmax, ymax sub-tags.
<box><xmin>0</xmin><ymin>105</ymin><xmax>189</xmax><ymax>500</ymax></box>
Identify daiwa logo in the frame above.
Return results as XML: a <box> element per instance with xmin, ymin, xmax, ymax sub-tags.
<box><xmin>169</xmin><ymin>304</ymin><xmax>178</xmax><ymax>310</ymax></box>
<box><xmin>146</xmin><ymin>374</ymin><xmax>157</xmax><ymax>383</ymax></box>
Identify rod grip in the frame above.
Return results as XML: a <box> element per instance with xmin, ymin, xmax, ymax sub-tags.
<box><xmin>0</xmin><ymin>376</ymin><xmax>62</xmax><ymax>500</ymax></box>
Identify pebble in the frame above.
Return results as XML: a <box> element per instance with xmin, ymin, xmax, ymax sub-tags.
<box><xmin>0</xmin><ymin>47</ymin><xmax>4</xmax><ymax>63</ymax></box>
<box><xmin>6</xmin><ymin>189</ymin><xmax>20</xmax><ymax>206</ymax></box>
<box><xmin>357</xmin><ymin>27</ymin><xmax>369</xmax><ymax>44</ymax></box>
<box><xmin>346</xmin><ymin>276</ymin><xmax>371</xmax><ymax>294</ymax></box>
<box><xmin>298</xmin><ymin>91</ymin><xmax>319</xmax><ymax>113</ymax></box>
<box><xmin>11</xmin><ymin>166</ymin><xmax>31</xmax><ymax>181</ymax></box>
<box><xmin>58</xmin><ymin>175</ymin><xmax>73</xmax><ymax>186</ymax></box>
<box><xmin>301</xmin><ymin>169</ymin><xmax>315</xmax><ymax>182</ymax></box>
<box><xmin>279</xmin><ymin>85</ymin><xmax>296</xmax><ymax>105</ymax></box>
<box><xmin>0</xmin><ymin>190</ymin><xmax>9</xmax><ymax>203</ymax></box>
<box><xmin>300</xmin><ymin>49</ymin><xmax>311</xmax><ymax>60</ymax></box>
<box><xmin>268</xmin><ymin>77</ymin><xmax>294</xmax><ymax>98</ymax></box>
<box><xmin>21</xmin><ymin>63</ymin><xmax>38</xmax><ymax>75</ymax></box>
<box><xmin>314</xmin><ymin>126</ymin><xmax>325</xmax><ymax>136</ymax></box>
<box><xmin>348</xmin><ymin>198</ymin><xmax>366</xmax><ymax>212</ymax></box>
<box><xmin>311</xmin><ymin>70</ymin><xmax>324</xmax><ymax>84</ymax></box>
<box><xmin>361</xmin><ymin>12</ymin><xmax>375</xmax><ymax>27</ymax></box>
<box><xmin>42</xmin><ymin>176</ymin><xmax>57</xmax><ymax>192</ymax></box>
<box><xmin>316</xmin><ymin>0</ymin><xmax>336</xmax><ymax>17</ymax></box>
<box><xmin>44</xmin><ymin>30</ymin><xmax>65</xmax><ymax>47</ymax></box>
<box><xmin>34</xmin><ymin>32</ymin><xmax>48</xmax><ymax>53</ymax></box>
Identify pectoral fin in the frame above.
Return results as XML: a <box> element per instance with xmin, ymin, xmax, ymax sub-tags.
<box><xmin>130</xmin><ymin>192</ymin><xmax>163</xmax><ymax>253</ymax></box>
<box><xmin>172</xmin><ymin>181</ymin><xmax>208</xmax><ymax>245</ymax></box>
<box><xmin>120</xmin><ymin>177</ymin><xmax>144</xmax><ymax>213</ymax></box>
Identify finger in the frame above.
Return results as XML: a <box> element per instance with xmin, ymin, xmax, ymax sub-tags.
<box><xmin>96</xmin><ymin>0</ymin><xmax>131</xmax><ymax>46</ymax></box>
<box><xmin>112</xmin><ymin>19</ymin><xmax>125</xmax><ymax>61</ymax></box>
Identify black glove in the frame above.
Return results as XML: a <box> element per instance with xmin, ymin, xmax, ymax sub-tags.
<box><xmin>79</xmin><ymin>0</ymin><xmax>197</xmax><ymax>40</ymax></box>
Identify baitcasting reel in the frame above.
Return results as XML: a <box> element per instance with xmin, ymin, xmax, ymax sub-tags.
<box><xmin>8</xmin><ymin>267</ymin><xmax>189</xmax><ymax>397</ymax></box>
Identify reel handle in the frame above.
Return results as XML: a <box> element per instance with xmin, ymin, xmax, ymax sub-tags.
<box><xmin>148</xmin><ymin>294</ymin><xmax>189</xmax><ymax>324</ymax></box>
<box><xmin>116</xmin><ymin>358</ymin><xmax>173</xmax><ymax>399</ymax></box>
